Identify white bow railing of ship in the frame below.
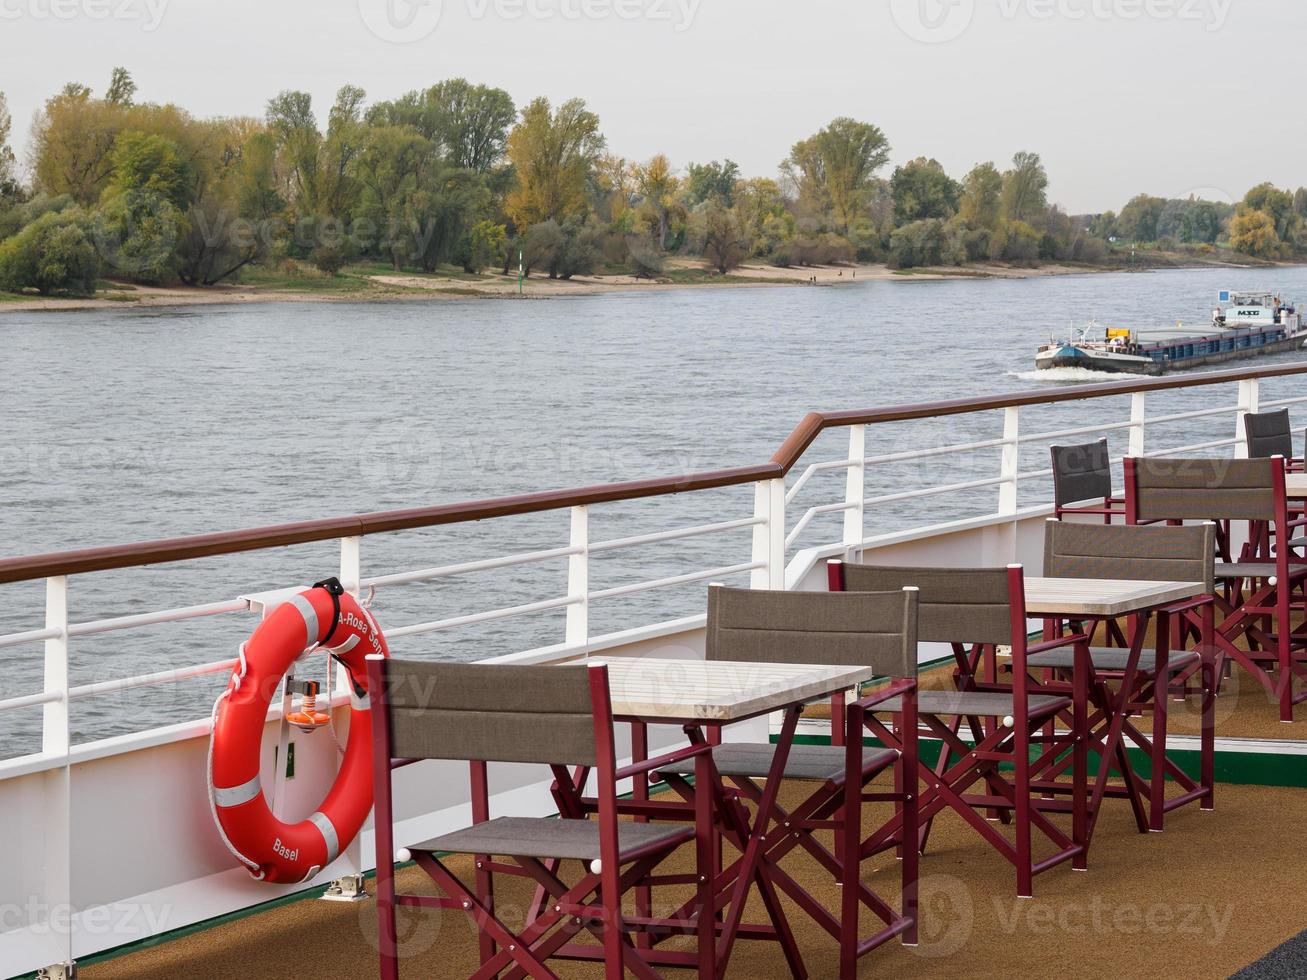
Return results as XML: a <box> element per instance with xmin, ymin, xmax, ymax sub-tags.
<box><xmin>1</xmin><ymin>361</ymin><xmax>1305</xmax><ymax>975</ymax></box>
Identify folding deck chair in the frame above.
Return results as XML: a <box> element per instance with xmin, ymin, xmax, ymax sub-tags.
<box><xmin>1125</xmin><ymin>455</ymin><xmax>1307</xmax><ymax>722</ymax></box>
<box><xmin>368</xmin><ymin>658</ymin><xmax>695</xmax><ymax>980</ymax></box>
<box><xmin>830</xmin><ymin>563</ymin><xmax>1089</xmax><ymax>898</ymax></box>
<box><xmin>1051</xmin><ymin>438</ymin><xmax>1127</xmax><ymax>522</ymax></box>
<box><xmin>1244</xmin><ymin>409</ymin><xmax>1307</xmax><ymax>555</ymax></box>
<box><xmin>1030</xmin><ymin>520</ymin><xmax>1216</xmax><ymax>832</ymax></box>
<box><xmin>651</xmin><ymin>584</ymin><xmax>921</xmax><ymax>979</ymax></box>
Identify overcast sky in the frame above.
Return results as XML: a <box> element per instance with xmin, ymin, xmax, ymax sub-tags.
<box><xmin>2</xmin><ymin>0</ymin><xmax>1302</xmax><ymax>213</ymax></box>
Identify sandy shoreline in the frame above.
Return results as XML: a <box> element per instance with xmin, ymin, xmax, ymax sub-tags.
<box><xmin>0</xmin><ymin>258</ymin><xmax>1224</xmax><ymax>314</ymax></box>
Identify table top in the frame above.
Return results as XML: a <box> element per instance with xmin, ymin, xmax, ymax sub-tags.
<box><xmin>1023</xmin><ymin>577</ymin><xmax>1206</xmax><ymax>617</ymax></box>
<box><xmin>587</xmin><ymin>657</ymin><xmax>873</xmax><ymax>723</ymax></box>
<box><xmin>1287</xmin><ymin>473</ymin><xmax>1307</xmax><ymax>498</ymax></box>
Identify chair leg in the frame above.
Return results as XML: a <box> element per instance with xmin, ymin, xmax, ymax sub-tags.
<box><xmin>1015</xmin><ymin>728</ymin><xmax>1033</xmax><ymax>899</ymax></box>
<box><xmin>840</xmin><ymin>706</ymin><xmax>861</xmax><ymax>979</ymax></box>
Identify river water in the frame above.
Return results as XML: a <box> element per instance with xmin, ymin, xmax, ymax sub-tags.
<box><xmin>3</xmin><ymin>266</ymin><xmax>1307</xmax><ymax>753</ymax></box>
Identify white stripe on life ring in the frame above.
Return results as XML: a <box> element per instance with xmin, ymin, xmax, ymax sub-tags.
<box><xmin>212</xmin><ymin>774</ymin><xmax>262</xmax><ymax>808</ymax></box>
<box><xmin>308</xmin><ymin>811</ymin><xmax>340</xmax><ymax>864</ymax></box>
<box><xmin>288</xmin><ymin>594</ymin><xmax>319</xmax><ymax>650</ymax></box>
<box><xmin>349</xmin><ymin>688</ymin><xmax>371</xmax><ymax>711</ymax></box>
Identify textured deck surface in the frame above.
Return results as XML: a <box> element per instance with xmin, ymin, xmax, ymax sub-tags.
<box><xmin>84</xmin><ymin>779</ymin><xmax>1307</xmax><ymax>979</ymax></box>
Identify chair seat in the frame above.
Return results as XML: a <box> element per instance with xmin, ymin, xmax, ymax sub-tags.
<box><xmin>1027</xmin><ymin>646</ymin><xmax>1198</xmax><ymax>674</ymax></box>
<box><xmin>1287</xmin><ymin>537</ymin><xmax>1307</xmax><ymax>549</ymax></box>
<box><xmin>655</xmin><ymin>742</ymin><xmax>897</xmax><ymax>783</ymax></box>
<box><xmin>1216</xmin><ymin>562</ymin><xmax>1307</xmax><ymax>580</ymax></box>
<box><xmin>875</xmin><ymin>691</ymin><xmax>1068</xmax><ymax>717</ymax></box>
<box><xmin>411</xmin><ymin>816</ymin><xmax>691</xmax><ymax>862</ymax></box>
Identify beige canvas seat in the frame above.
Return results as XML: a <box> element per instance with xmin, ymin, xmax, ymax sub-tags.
<box><xmin>1030</xmin><ymin>520</ymin><xmax>1217</xmax><ymax>832</ymax></box>
<box><xmin>654</xmin><ymin>584</ymin><xmax>922</xmax><ymax>977</ymax></box>
<box><xmin>831</xmin><ymin>562</ymin><xmax>1088</xmax><ymax>899</ymax></box>
<box><xmin>368</xmin><ymin>659</ymin><xmax>694</xmax><ymax>980</ymax></box>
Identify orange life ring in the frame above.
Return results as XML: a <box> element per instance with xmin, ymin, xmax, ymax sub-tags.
<box><xmin>207</xmin><ymin>578</ymin><xmax>389</xmax><ymax>883</ymax></box>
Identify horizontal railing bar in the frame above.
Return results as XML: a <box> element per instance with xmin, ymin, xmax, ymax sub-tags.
<box><xmin>1256</xmin><ymin>396</ymin><xmax>1307</xmax><ymax>410</ymax></box>
<box><xmin>0</xmin><ymin>626</ymin><xmax>60</xmax><ymax>650</ymax></box>
<box><xmin>863</xmin><ymin>474</ymin><xmax>1007</xmax><ymax>507</ymax></box>
<box><xmin>362</xmin><ymin>545</ymin><xmax>582</xmax><ymax>589</ymax></box>
<box><xmin>588</xmin><ymin>562</ymin><xmax>763</xmax><ymax>602</ymax></box>
<box><xmin>0</xmin><ymin>689</ymin><xmax>63</xmax><ymax>713</ymax></box>
<box><xmin>386</xmin><ymin>594</ymin><xmax>583</xmax><ymax>638</ymax></box>
<box><xmin>3</xmin><ymin>361</ymin><xmax>1307</xmax><ymax>585</ymax></box>
<box><xmin>1148</xmin><ymin>438</ymin><xmax>1241</xmax><ymax>456</ymax></box>
<box><xmin>863</xmin><ymin>437</ymin><xmax>1008</xmax><ymax>467</ymax></box>
<box><xmin>589</xmin><ymin>517</ymin><xmax>762</xmax><ymax>554</ymax></box>
<box><xmin>68</xmin><ymin>657</ymin><xmax>239</xmax><ymax>701</ymax></box>
<box><xmin>1137</xmin><ymin>404</ymin><xmax>1241</xmax><ymax>427</ymax></box>
<box><xmin>1016</xmin><ymin>419</ymin><xmax>1135</xmax><ymax>444</ymax></box>
<box><xmin>68</xmin><ymin>599</ymin><xmax>249</xmax><ymax>639</ymax></box>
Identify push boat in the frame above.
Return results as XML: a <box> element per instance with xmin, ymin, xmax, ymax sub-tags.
<box><xmin>4</xmin><ymin>362</ymin><xmax>1307</xmax><ymax>979</ymax></box>
<box><xmin>1035</xmin><ymin>291</ymin><xmax>1307</xmax><ymax>375</ymax></box>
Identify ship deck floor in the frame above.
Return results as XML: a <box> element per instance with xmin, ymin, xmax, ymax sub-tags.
<box><xmin>83</xmin><ymin>778</ymin><xmax>1307</xmax><ymax>979</ymax></box>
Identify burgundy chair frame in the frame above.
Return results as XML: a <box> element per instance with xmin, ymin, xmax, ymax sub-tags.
<box><xmin>1124</xmin><ymin>455</ymin><xmax>1307</xmax><ymax>722</ymax></box>
<box><xmin>830</xmin><ymin>561</ymin><xmax>1090</xmax><ymax>898</ymax></box>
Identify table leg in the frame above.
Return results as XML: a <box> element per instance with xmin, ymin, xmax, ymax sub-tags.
<box><xmin>715</xmin><ymin>707</ymin><xmax>800</xmax><ymax>977</ymax></box>
<box><xmin>695</xmin><ymin>741</ymin><xmax>715</xmax><ymax>980</ymax></box>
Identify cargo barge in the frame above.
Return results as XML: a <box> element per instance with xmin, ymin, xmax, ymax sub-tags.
<box><xmin>1035</xmin><ymin>291</ymin><xmax>1307</xmax><ymax>375</ymax></box>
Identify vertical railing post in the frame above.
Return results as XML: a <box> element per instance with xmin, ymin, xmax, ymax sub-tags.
<box><xmin>323</xmin><ymin>536</ymin><xmax>367</xmax><ymax>900</ymax></box>
<box><xmin>841</xmin><ymin>424</ymin><xmax>866</xmax><ymax>561</ymax></box>
<box><xmin>42</xmin><ymin>575</ymin><xmax>73</xmax><ymax>974</ymax></box>
<box><xmin>998</xmin><ymin>406</ymin><xmax>1021</xmax><ymax>515</ymax></box>
<box><xmin>752</xmin><ymin>478</ymin><xmax>786</xmax><ymax>590</ymax></box>
<box><xmin>566</xmin><ymin>505</ymin><xmax>589</xmax><ymax>651</ymax></box>
<box><xmin>1235</xmin><ymin>378</ymin><xmax>1259</xmax><ymax>458</ymax></box>
<box><xmin>1128</xmin><ymin>391</ymin><xmax>1147</xmax><ymax>458</ymax></box>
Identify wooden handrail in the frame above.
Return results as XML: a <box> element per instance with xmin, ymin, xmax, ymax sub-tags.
<box><xmin>1</xmin><ymin>359</ymin><xmax>1303</xmax><ymax>585</ymax></box>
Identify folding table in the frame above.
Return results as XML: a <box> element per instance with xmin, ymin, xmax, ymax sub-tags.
<box><xmin>551</xmin><ymin>656</ymin><xmax>875</xmax><ymax>980</ymax></box>
<box><xmin>1023</xmin><ymin>577</ymin><xmax>1213</xmax><ymax>840</ymax></box>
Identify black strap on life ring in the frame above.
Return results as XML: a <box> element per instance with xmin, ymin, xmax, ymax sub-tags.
<box><xmin>312</xmin><ymin>576</ymin><xmax>346</xmax><ymax>647</ymax></box>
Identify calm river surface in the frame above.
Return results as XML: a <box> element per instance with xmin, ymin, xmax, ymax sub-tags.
<box><xmin>3</xmin><ymin>266</ymin><xmax>1307</xmax><ymax>752</ymax></box>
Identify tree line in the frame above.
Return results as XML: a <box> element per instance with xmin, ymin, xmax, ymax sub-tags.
<box><xmin>0</xmin><ymin>69</ymin><xmax>1303</xmax><ymax>297</ymax></box>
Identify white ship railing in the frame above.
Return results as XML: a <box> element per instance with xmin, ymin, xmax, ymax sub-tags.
<box><xmin>1</xmin><ymin>363</ymin><xmax>1307</xmax><ymax>972</ymax></box>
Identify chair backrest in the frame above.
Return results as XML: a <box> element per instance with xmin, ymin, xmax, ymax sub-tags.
<box><xmin>833</xmin><ymin>564</ymin><xmax>1016</xmax><ymax>646</ymax></box>
<box><xmin>705</xmin><ymin>585</ymin><xmax>918</xmax><ymax>678</ymax></box>
<box><xmin>1244</xmin><ymin>408</ymin><xmax>1294</xmax><ymax>460</ymax></box>
<box><xmin>1126</xmin><ymin>456</ymin><xmax>1278</xmax><ymax>522</ymax></box>
<box><xmin>1051</xmin><ymin>438</ymin><xmax>1113</xmax><ymax>507</ymax></box>
<box><xmin>1043</xmin><ymin>520</ymin><xmax>1215</xmax><ymax>594</ymax></box>
<box><xmin>379</xmin><ymin>661</ymin><xmax>602</xmax><ymax>767</ymax></box>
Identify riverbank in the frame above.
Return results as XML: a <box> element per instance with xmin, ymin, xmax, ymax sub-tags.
<box><xmin>0</xmin><ymin>253</ymin><xmax>1283</xmax><ymax>313</ymax></box>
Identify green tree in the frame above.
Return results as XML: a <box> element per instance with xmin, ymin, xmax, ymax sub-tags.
<box><xmin>355</xmin><ymin>126</ymin><xmax>437</xmax><ymax>269</ymax></box>
<box><xmin>692</xmin><ymin>200</ymin><xmax>749</xmax><ymax>274</ymax></box>
<box><xmin>1179</xmin><ymin>201</ymin><xmax>1223</xmax><ymax>244</ymax></box>
<box><xmin>732</xmin><ymin>177</ymin><xmax>791</xmax><ymax>256</ymax></box>
<box><xmin>1115</xmin><ymin>193</ymin><xmax>1165</xmax><ymax>243</ymax></box>
<box><xmin>888</xmin><ymin>218</ymin><xmax>945</xmax><ymax>268</ymax></box>
<box><xmin>1243</xmin><ymin>183</ymin><xmax>1295</xmax><ymax>240</ymax></box>
<box><xmin>462</xmin><ymin>219</ymin><xmax>506</xmax><ymax>273</ymax></box>
<box><xmin>32</xmin><ymin>81</ymin><xmax>130</xmax><ymax>204</ymax></box>
<box><xmin>408</xmin><ymin>165</ymin><xmax>489</xmax><ymax>272</ymax></box>
<box><xmin>504</xmin><ymin>97</ymin><xmax>605</xmax><ymax>229</ymax></box>
<box><xmin>890</xmin><ymin>157</ymin><xmax>959</xmax><ymax>224</ymax></box>
<box><xmin>1228</xmin><ymin>207</ymin><xmax>1280</xmax><ymax>258</ymax></box>
<box><xmin>632</xmin><ymin>153</ymin><xmax>682</xmax><ymax>250</ymax></box>
<box><xmin>104</xmin><ymin>131</ymin><xmax>194</xmax><ymax>210</ymax></box>
<box><xmin>0</xmin><ymin>208</ymin><xmax>101</xmax><ymax>295</ymax></box>
<box><xmin>958</xmin><ymin>162</ymin><xmax>1002</xmax><ymax>231</ymax></box>
<box><xmin>266</xmin><ymin>90</ymin><xmax>321</xmax><ymax>215</ymax></box>
<box><xmin>783</xmin><ymin>117</ymin><xmax>890</xmax><ymax>230</ymax></box>
<box><xmin>0</xmin><ymin>92</ymin><xmax>17</xmax><ymax>207</ymax></box>
<box><xmin>1000</xmin><ymin>151</ymin><xmax>1048</xmax><ymax>225</ymax></box>
<box><xmin>683</xmin><ymin>159</ymin><xmax>740</xmax><ymax>208</ymax></box>
<box><xmin>105</xmin><ymin>67</ymin><xmax>137</xmax><ymax>106</ymax></box>
<box><xmin>369</xmin><ymin>79</ymin><xmax>516</xmax><ymax>173</ymax></box>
